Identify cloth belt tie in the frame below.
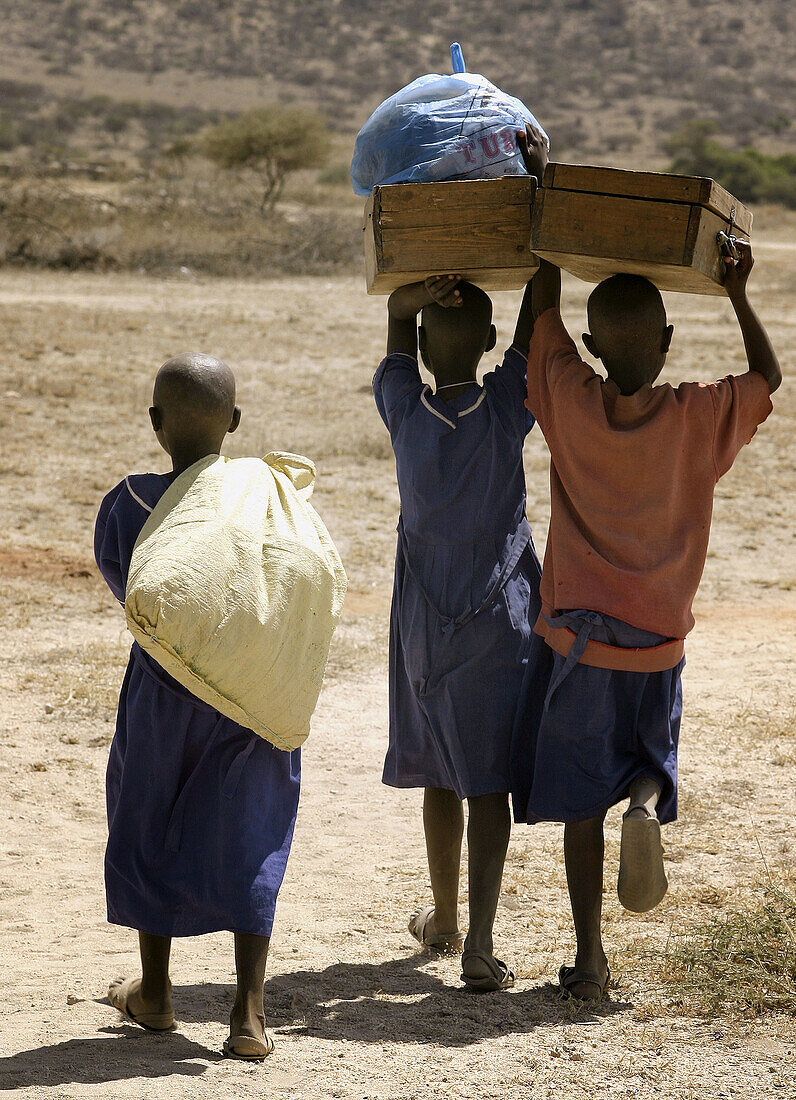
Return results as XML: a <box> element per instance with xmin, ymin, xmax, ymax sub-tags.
<box><xmin>397</xmin><ymin>518</ymin><xmax>532</xmax><ymax>639</ymax></box>
<box><xmin>541</xmin><ymin>610</ymin><xmax>604</xmax><ymax>710</ymax></box>
<box><xmin>534</xmin><ymin>606</ymin><xmax>685</xmax><ymax>674</ymax></box>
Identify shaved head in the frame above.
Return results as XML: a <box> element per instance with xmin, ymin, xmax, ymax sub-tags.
<box><xmin>153</xmin><ymin>352</ymin><xmax>236</xmax><ymax>426</ymax></box>
<box><xmin>422</xmin><ymin>282</ymin><xmax>493</xmax><ymax>338</ymax></box>
<box><xmin>585</xmin><ymin>276</ymin><xmax>671</xmax><ymax>393</ymax></box>
<box><xmin>150</xmin><ymin>352</ymin><xmax>240</xmax><ymax>469</ymax></box>
<box><xmin>587</xmin><ymin>276</ymin><xmax>665</xmax><ymax>356</ymax></box>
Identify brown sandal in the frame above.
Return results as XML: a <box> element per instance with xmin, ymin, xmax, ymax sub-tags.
<box><xmin>558</xmin><ymin>965</ymin><xmax>611</xmax><ymax>1002</ymax></box>
<box><xmin>461</xmin><ymin>950</ymin><xmax>515</xmax><ymax>992</ymax></box>
<box><xmin>618</xmin><ymin>808</ymin><xmax>668</xmax><ymax>913</ymax></box>
<box><xmin>222</xmin><ymin>1032</ymin><xmax>275</xmax><ymax>1061</ymax></box>
<box><xmin>408</xmin><ymin>906</ymin><xmax>465</xmax><ymax>953</ymax></box>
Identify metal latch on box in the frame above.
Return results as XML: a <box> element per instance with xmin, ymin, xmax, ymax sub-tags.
<box><xmin>717</xmin><ymin>204</ymin><xmax>741</xmax><ymax>261</ymax></box>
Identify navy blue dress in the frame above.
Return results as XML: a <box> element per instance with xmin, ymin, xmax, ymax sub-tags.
<box><xmin>511</xmin><ymin>611</ymin><xmax>683</xmax><ymax>825</ymax></box>
<box><xmin>95</xmin><ymin>474</ymin><xmax>301</xmax><ymax>938</ymax></box>
<box><xmin>374</xmin><ymin>349</ymin><xmax>543</xmax><ymax>799</ymax></box>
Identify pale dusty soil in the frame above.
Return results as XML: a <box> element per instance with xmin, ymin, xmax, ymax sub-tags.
<box><xmin>0</xmin><ymin>239</ymin><xmax>794</xmax><ymax>1098</ymax></box>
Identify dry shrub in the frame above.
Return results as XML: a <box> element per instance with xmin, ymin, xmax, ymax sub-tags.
<box><xmin>653</xmin><ymin>884</ymin><xmax>796</xmax><ymax>1017</ymax></box>
<box><xmin>0</xmin><ymin>173</ymin><xmax>361</xmax><ymax>276</ymax></box>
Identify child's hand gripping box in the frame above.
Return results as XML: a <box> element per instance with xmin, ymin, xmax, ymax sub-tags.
<box><xmin>363</xmin><ymin>176</ymin><xmax>539</xmax><ymax>294</ymax></box>
<box><xmin>530</xmin><ymin>163</ymin><xmax>752</xmax><ymax>296</ymax></box>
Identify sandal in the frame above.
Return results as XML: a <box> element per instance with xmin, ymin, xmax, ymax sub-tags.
<box><xmin>558</xmin><ymin>964</ymin><xmax>611</xmax><ymax>1002</ymax></box>
<box><xmin>461</xmin><ymin>949</ymin><xmax>515</xmax><ymax>992</ymax></box>
<box><xmin>618</xmin><ymin>807</ymin><xmax>668</xmax><ymax>913</ymax></box>
<box><xmin>408</xmin><ymin>906</ymin><xmax>464</xmax><ymax>954</ymax></box>
<box><xmin>108</xmin><ymin>977</ymin><xmax>175</xmax><ymax>1031</ymax></box>
<box><xmin>222</xmin><ymin>1032</ymin><xmax>275</xmax><ymax>1061</ymax></box>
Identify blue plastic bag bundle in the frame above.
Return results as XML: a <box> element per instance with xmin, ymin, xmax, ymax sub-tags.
<box><xmin>350</xmin><ymin>43</ymin><xmax>549</xmax><ymax>197</ymax></box>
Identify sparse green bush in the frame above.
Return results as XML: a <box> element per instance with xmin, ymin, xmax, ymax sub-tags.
<box><xmin>665</xmin><ymin>119</ymin><xmax>796</xmax><ymax>208</ymax></box>
<box><xmin>317</xmin><ymin>162</ymin><xmax>353</xmax><ymax>187</ymax></box>
<box><xmin>200</xmin><ymin>107</ymin><xmax>327</xmax><ymax>211</ymax></box>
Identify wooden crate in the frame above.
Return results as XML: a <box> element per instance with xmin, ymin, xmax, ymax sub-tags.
<box><xmin>530</xmin><ymin>163</ymin><xmax>752</xmax><ymax>296</ymax></box>
<box><xmin>363</xmin><ymin>177</ymin><xmax>538</xmax><ymax>294</ymax></box>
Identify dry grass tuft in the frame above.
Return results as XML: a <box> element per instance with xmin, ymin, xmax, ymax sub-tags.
<box><xmin>16</xmin><ymin>639</ymin><xmax>128</xmax><ymax>721</ymax></box>
<box><xmin>652</xmin><ymin>884</ymin><xmax>796</xmax><ymax>1018</ymax></box>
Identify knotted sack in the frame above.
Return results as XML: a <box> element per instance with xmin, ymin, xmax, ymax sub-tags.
<box><xmin>125</xmin><ymin>452</ymin><xmax>347</xmax><ymax>750</ymax></box>
<box><xmin>350</xmin><ymin>44</ymin><xmax>548</xmax><ymax>196</ymax></box>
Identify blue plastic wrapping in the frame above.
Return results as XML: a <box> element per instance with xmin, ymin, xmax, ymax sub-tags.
<box><xmin>350</xmin><ymin>45</ymin><xmax>548</xmax><ymax>196</ymax></box>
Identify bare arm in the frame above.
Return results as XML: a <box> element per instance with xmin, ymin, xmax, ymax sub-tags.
<box><xmin>386</xmin><ymin>275</ymin><xmax>462</xmax><ymax>356</ymax></box>
<box><xmin>723</xmin><ymin>241</ymin><xmax>782</xmax><ymax>393</ymax></box>
<box><xmin>512</xmin><ymin>258</ymin><xmax>562</xmax><ymax>353</ymax></box>
<box><xmin>511</xmin><ymin>126</ymin><xmax>556</xmax><ymax>353</ymax></box>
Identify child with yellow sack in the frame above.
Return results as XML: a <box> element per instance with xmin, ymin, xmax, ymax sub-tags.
<box><xmin>94</xmin><ymin>353</ymin><xmax>345</xmax><ymax>1060</ymax></box>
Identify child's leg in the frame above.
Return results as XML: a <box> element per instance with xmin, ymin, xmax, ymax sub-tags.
<box><xmin>108</xmin><ymin>932</ymin><xmax>174</xmax><ymax>1029</ymax></box>
<box><xmin>461</xmin><ymin>792</ymin><xmax>513</xmax><ymax>989</ymax></box>
<box><xmin>412</xmin><ymin>787</ymin><xmax>464</xmax><ymax>942</ymax></box>
<box><xmin>562</xmin><ymin>814</ymin><xmax>610</xmax><ymax>1000</ymax></box>
<box><xmin>626</xmin><ymin>775</ymin><xmax>661</xmax><ymax>818</ymax></box>
<box><xmin>226</xmin><ymin>933</ymin><xmax>272</xmax><ymax>1059</ymax></box>
<box><xmin>139</xmin><ymin>932</ymin><xmax>172</xmax><ymax>1006</ymax></box>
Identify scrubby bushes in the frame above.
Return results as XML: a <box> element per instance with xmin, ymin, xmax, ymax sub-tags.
<box><xmin>666</xmin><ymin>120</ymin><xmax>796</xmax><ymax>208</ymax></box>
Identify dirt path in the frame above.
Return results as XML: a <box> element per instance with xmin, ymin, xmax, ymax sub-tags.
<box><xmin>1</xmin><ymin>244</ymin><xmax>794</xmax><ymax>1097</ymax></box>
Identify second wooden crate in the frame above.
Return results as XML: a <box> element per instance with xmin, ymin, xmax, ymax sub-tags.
<box><xmin>531</xmin><ymin>164</ymin><xmax>752</xmax><ymax>295</ymax></box>
<box><xmin>363</xmin><ymin>176</ymin><xmax>538</xmax><ymax>294</ymax></box>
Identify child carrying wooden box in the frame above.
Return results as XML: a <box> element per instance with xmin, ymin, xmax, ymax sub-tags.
<box><xmin>510</xmin><ymin>241</ymin><xmax>779</xmax><ymax>1001</ymax></box>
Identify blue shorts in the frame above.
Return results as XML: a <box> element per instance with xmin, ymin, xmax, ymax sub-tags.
<box><xmin>511</xmin><ymin>611</ymin><xmax>683</xmax><ymax>825</ymax></box>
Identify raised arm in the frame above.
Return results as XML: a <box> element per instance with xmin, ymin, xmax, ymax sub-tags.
<box><xmin>387</xmin><ymin>275</ymin><xmax>462</xmax><ymax>356</ymax></box>
<box><xmin>723</xmin><ymin>241</ymin><xmax>782</xmax><ymax>393</ymax></box>
<box><xmin>512</xmin><ymin>126</ymin><xmax>555</xmax><ymax>354</ymax></box>
<box><xmin>513</xmin><ymin>258</ymin><xmax>562</xmax><ymax>354</ymax></box>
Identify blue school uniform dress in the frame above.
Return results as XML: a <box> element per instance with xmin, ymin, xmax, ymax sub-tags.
<box><xmin>94</xmin><ymin>474</ymin><xmax>301</xmax><ymax>938</ymax></box>
<box><xmin>374</xmin><ymin>349</ymin><xmax>542</xmax><ymax>800</ymax></box>
<box><xmin>511</xmin><ymin>611</ymin><xmax>683</xmax><ymax>825</ymax></box>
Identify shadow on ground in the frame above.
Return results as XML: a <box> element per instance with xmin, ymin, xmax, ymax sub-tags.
<box><xmin>188</xmin><ymin>953</ymin><xmax>632</xmax><ymax>1044</ymax></box>
<box><xmin>0</xmin><ymin>955</ymin><xmax>633</xmax><ymax>1090</ymax></box>
<box><xmin>0</xmin><ymin>1027</ymin><xmax>217</xmax><ymax>1091</ymax></box>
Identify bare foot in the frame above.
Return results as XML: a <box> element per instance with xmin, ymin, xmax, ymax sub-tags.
<box><xmin>229</xmin><ymin>994</ymin><xmax>266</xmax><ymax>1044</ymax></box>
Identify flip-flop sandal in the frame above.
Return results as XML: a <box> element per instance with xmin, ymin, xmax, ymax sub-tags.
<box><xmin>617</xmin><ymin>808</ymin><xmax>668</xmax><ymax>913</ymax></box>
<box><xmin>460</xmin><ymin>949</ymin><xmax>515</xmax><ymax>992</ymax></box>
<box><xmin>558</xmin><ymin>964</ymin><xmax>611</xmax><ymax>1002</ymax></box>
<box><xmin>408</xmin><ymin>906</ymin><xmax>465</xmax><ymax>954</ymax></box>
<box><xmin>222</xmin><ymin>1032</ymin><xmax>275</xmax><ymax>1061</ymax></box>
<box><xmin>108</xmin><ymin>977</ymin><xmax>175</xmax><ymax>1031</ymax></box>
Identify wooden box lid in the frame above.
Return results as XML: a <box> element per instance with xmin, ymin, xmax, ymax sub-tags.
<box><xmin>542</xmin><ymin>163</ymin><xmax>752</xmax><ymax>236</ymax></box>
<box><xmin>367</xmin><ymin>176</ymin><xmax>536</xmax><ymax>221</ymax></box>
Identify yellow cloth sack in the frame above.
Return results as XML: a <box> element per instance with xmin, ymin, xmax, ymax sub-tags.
<box><xmin>125</xmin><ymin>452</ymin><xmax>347</xmax><ymax>750</ymax></box>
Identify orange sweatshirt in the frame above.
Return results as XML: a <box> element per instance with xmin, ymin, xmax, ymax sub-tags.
<box><xmin>525</xmin><ymin>308</ymin><xmax>773</xmax><ymax>656</ymax></box>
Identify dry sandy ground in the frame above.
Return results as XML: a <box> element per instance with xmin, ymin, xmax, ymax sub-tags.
<box><xmin>0</xmin><ymin>236</ymin><xmax>794</xmax><ymax>1099</ymax></box>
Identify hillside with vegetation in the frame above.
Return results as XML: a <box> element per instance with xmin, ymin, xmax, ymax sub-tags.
<box><xmin>2</xmin><ymin>0</ymin><xmax>794</xmax><ymax>162</ymax></box>
<box><xmin>0</xmin><ymin>0</ymin><xmax>793</xmax><ymax>274</ymax></box>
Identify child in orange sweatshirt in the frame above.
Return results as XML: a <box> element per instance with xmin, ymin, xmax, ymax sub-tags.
<box><xmin>511</xmin><ymin>242</ymin><xmax>779</xmax><ymax>1000</ymax></box>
